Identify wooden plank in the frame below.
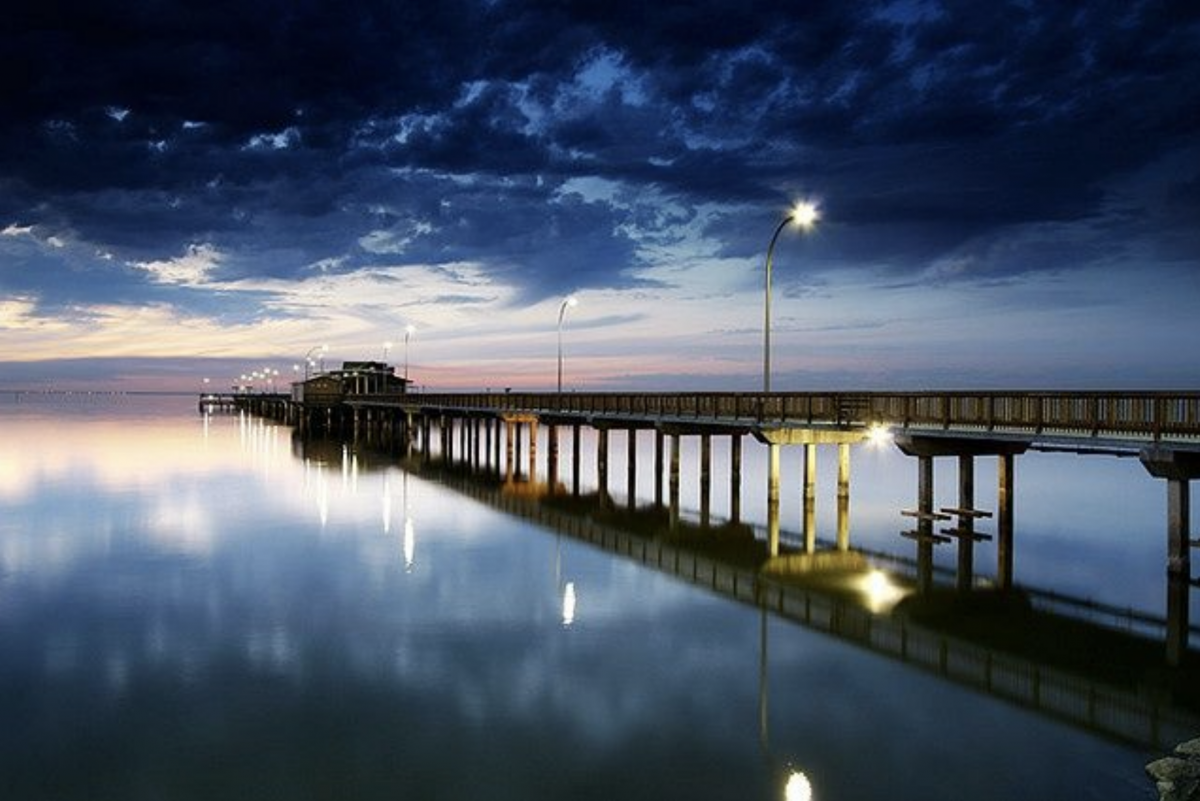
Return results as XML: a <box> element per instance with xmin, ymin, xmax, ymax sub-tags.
<box><xmin>940</xmin><ymin>527</ymin><xmax>993</xmax><ymax>542</ymax></box>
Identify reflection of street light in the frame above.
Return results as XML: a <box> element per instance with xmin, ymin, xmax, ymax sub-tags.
<box><xmin>763</xmin><ymin>201</ymin><xmax>819</xmax><ymax>393</ymax></box>
<box><xmin>562</xmin><ymin>581</ymin><xmax>576</xmax><ymax>626</ymax></box>
<box><xmin>403</xmin><ymin>517</ymin><xmax>415</xmax><ymax>572</ymax></box>
<box><xmin>403</xmin><ymin>325</ymin><xmax>416</xmax><ymax>383</ymax></box>
<box><xmin>858</xmin><ymin>569</ymin><xmax>909</xmax><ymax>614</ymax></box>
<box><xmin>784</xmin><ymin>771</ymin><xmax>813</xmax><ymax>801</ymax></box>
<box><xmin>554</xmin><ymin>535</ymin><xmax>578</xmax><ymax>627</ymax></box>
<box><xmin>402</xmin><ymin>471</ymin><xmax>415</xmax><ymax>571</ymax></box>
<box><xmin>760</xmin><ymin>607</ymin><xmax>816</xmax><ymax>801</ymax></box>
<box><xmin>556</xmin><ymin>295</ymin><xmax>578</xmax><ymax>393</ymax></box>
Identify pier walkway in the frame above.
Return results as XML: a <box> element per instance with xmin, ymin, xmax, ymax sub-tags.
<box><xmin>348</xmin><ymin>389</ymin><xmax>1200</xmax><ymax>448</ymax></box>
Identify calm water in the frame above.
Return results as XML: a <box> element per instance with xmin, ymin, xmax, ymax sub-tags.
<box><xmin>1</xmin><ymin>393</ymin><xmax>1195</xmax><ymax>800</ymax></box>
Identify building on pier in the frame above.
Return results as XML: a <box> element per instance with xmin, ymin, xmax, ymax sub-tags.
<box><xmin>291</xmin><ymin>361</ymin><xmax>409</xmax><ymax>406</ymax></box>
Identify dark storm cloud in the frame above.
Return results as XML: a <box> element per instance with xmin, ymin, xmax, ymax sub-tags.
<box><xmin>2</xmin><ymin>0</ymin><xmax>1197</xmax><ymax>310</ymax></box>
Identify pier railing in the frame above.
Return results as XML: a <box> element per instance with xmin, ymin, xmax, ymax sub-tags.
<box><xmin>346</xmin><ymin>390</ymin><xmax>1200</xmax><ymax>442</ymax></box>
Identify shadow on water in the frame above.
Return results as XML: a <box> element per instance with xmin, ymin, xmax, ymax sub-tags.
<box><xmin>293</xmin><ymin>429</ymin><xmax>1200</xmax><ymax>753</ymax></box>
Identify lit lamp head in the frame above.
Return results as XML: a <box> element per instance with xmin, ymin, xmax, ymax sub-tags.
<box><xmin>790</xmin><ymin>201</ymin><xmax>819</xmax><ymax>231</ymax></box>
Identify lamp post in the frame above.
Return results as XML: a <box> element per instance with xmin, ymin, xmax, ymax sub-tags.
<box><xmin>403</xmin><ymin>325</ymin><xmax>416</xmax><ymax>383</ymax></box>
<box><xmin>763</xmin><ymin>202</ymin><xmax>819</xmax><ymax>394</ymax></box>
<box><xmin>382</xmin><ymin>340</ymin><xmax>393</xmax><ymax>362</ymax></box>
<box><xmin>303</xmin><ymin>344</ymin><xmax>328</xmax><ymax>380</ymax></box>
<box><xmin>556</xmin><ymin>295</ymin><xmax>578</xmax><ymax>393</ymax></box>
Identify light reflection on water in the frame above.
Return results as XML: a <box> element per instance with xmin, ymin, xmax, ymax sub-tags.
<box><xmin>0</xmin><ymin>393</ymin><xmax>1194</xmax><ymax>800</ymax></box>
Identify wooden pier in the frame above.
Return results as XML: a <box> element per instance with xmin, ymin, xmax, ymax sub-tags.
<box><xmin>220</xmin><ymin>387</ymin><xmax>1200</xmax><ymax>664</ymax></box>
<box><xmin>197</xmin><ymin>392</ymin><xmax>245</xmax><ymax>413</ymax></box>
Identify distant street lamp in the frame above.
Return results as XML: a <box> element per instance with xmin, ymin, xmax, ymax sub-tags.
<box><xmin>303</xmin><ymin>344</ymin><xmax>328</xmax><ymax>380</ymax></box>
<box><xmin>556</xmin><ymin>295</ymin><xmax>578</xmax><ymax>393</ymax></box>
<box><xmin>763</xmin><ymin>201</ymin><xmax>819</xmax><ymax>394</ymax></box>
<box><xmin>383</xmin><ymin>340</ymin><xmax>393</xmax><ymax>362</ymax></box>
<box><xmin>403</xmin><ymin>324</ymin><xmax>416</xmax><ymax>382</ymax></box>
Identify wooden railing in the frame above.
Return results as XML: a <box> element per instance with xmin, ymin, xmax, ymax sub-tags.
<box><xmin>345</xmin><ymin>391</ymin><xmax>1200</xmax><ymax>442</ymax></box>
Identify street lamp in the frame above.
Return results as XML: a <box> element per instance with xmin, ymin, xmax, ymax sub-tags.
<box><xmin>403</xmin><ymin>325</ymin><xmax>416</xmax><ymax>382</ymax></box>
<box><xmin>303</xmin><ymin>344</ymin><xmax>328</xmax><ymax>380</ymax></box>
<box><xmin>763</xmin><ymin>201</ymin><xmax>819</xmax><ymax>393</ymax></box>
<box><xmin>556</xmin><ymin>295</ymin><xmax>578</xmax><ymax>393</ymax></box>
<box><xmin>382</xmin><ymin>340</ymin><xmax>393</xmax><ymax>362</ymax></box>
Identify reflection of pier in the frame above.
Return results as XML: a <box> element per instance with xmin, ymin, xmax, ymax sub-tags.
<box><xmin>381</xmin><ymin>451</ymin><xmax>1200</xmax><ymax>752</ymax></box>
<box><xmin>235</xmin><ymin>389</ymin><xmax>1199</xmax><ymax>663</ymax></box>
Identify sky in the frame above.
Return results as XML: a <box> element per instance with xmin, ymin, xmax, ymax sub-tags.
<box><xmin>2</xmin><ymin>0</ymin><xmax>1198</xmax><ymax>392</ymax></box>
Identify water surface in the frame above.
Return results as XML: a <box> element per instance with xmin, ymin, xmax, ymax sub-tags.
<box><xmin>1</xmin><ymin>394</ymin><xmax>1193</xmax><ymax>800</ymax></box>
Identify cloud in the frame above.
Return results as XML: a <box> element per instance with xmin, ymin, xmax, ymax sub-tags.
<box><xmin>1</xmin><ymin>0</ymin><xmax>1197</xmax><ymax>387</ymax></box>
<box><xmin>134</xmin><ymin>243</ymin><xmax>222</xmax><ymax>286</ymax></box>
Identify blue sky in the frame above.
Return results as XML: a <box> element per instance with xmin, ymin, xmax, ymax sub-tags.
<box><xmin>2</xmin><ymin>0</ymin><xmax>1198</xmax><ymax>391</ymax></box>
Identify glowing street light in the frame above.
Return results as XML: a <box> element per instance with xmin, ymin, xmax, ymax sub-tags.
<box><xmin>556</xmin><ymin>295</ymin><xmax>578</xmax><ymax>393</ymax></box>
<box><xmin>382</xmin><ymin>340</ymin><xmax>393</xmax><ymax>362</ymax></box>
<box><xmin>763</xmin><ymin>201</ymin><xmax>819</xmax><ymax>394</ymax></box>
<box><xmin>866</xmin><ymin>423</ymin><xmax>893</xmax><ymax>448</ymax></box>
<box><xmin>403</xmin><ymin>325</ymin><xmax>416</xmax><ymax>383</ymax></box>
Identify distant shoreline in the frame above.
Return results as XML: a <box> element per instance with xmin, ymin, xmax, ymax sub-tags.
<box><xmin>0</xmin><ymin>389</ymin><xmax>194</xmax><ymax>397</ymax></box>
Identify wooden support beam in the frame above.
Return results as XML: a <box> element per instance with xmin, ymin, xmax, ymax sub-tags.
<box><xmin>940</xmin><ymin>527</ymin><xmax>993</xmax><ymax>543</ymax></box>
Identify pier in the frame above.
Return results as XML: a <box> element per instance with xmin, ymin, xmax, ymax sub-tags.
<box><xmin>222</xmin><ymin>388</ymin><xmax>1200</xmax><ymax>664</ymax></box>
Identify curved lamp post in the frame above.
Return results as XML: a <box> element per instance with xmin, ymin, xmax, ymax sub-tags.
<box><xmin>403</xmin><ymin>324</ymin><xmax>416</xmax><ymax>383</ymax></box>
<box><xmin>763</xmin><ymin>202</ymin><xmax>819</xmax><ymax>393</ymax></box>
<box><xmin>556</xmin><ymin>295</ymin><xmax>578</xmax><ymax>393</ymax></box>
<box><xmin>303</xmin><ymin>343</ymin><xmax>328</xmax><ymax>380</ymax></box>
